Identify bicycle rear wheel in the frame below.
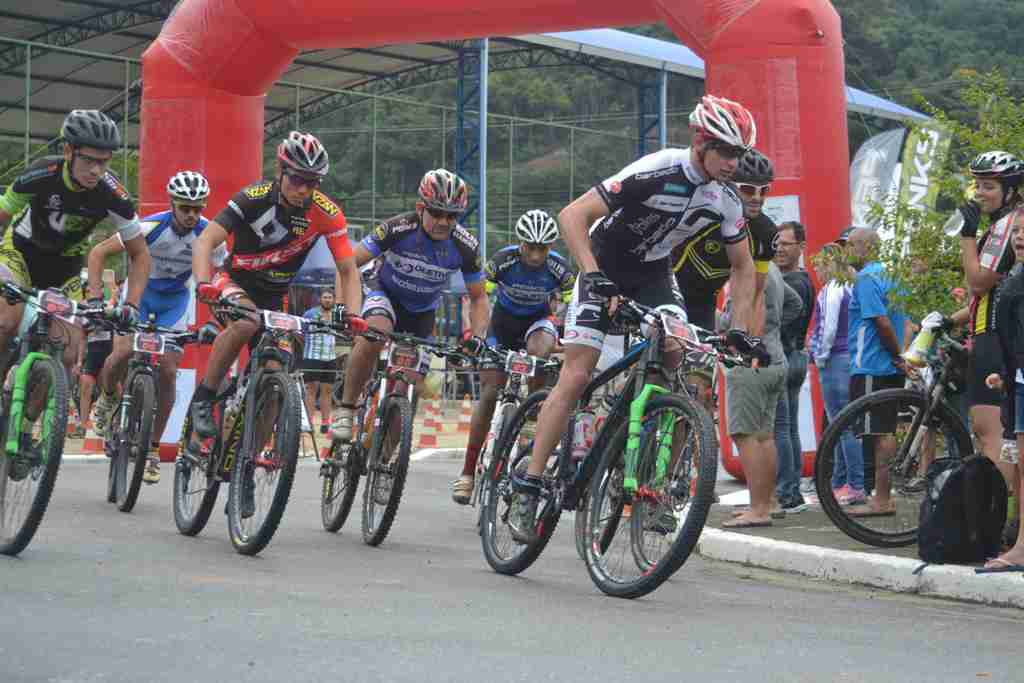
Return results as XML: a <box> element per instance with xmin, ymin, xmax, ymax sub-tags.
<box><xmin>815</xmin><ymin>387</ymin><xmax>971</xmax><ymax>547</ymax></box>
<box><xmin>362</xmin><ymin>395</ymin><xmax>412</xmax><ymax>546</ymax></box>
<box><xmin>584</xmin><ymin>393</ymin><xmax>717</xmax><ymax>599</ymax></box>
<box><xmin>0</xmin><ymin>355</ymin><xmax>68</xmax><ymax>556</ymax></box>
<box><xmin>227</xmin><ymin>371</ymin><xmax>301</xmax><ymax>556</ymax></box>
<box><xmin>172</xmin><ymin>410</ymin><xmax>222</xmax><ymax>537</ymax></box>
<box><xmin>110</xmin><ymin>372</ymin><xmax>155</xmax><ymax>513</ymax></box>
<box><xmin>480</xmin><ymin>389</ymin><xmax>561</xmax><ymax>575</ymax></box>
<box><xmin>321</xmin><ymin>439</ymin><xmax>361</xmax><ymax>533</ymax></box>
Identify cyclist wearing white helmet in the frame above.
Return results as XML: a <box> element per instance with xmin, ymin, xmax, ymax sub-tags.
<box><xmin>452</xmin><ymin>209</ymin><xmax>575</xmax><ymax>505</ymax></box>
<box><xmin>332</xmin><ymin>168</ymin><xmax>489</xmax><ymax>444</ymax></box>
<box><xmin>506</xmin><ymin>94</ymin><xmax>768</xmax><ymax>543</ymax></box>
<box><xmin>88</xmin><ymin>170</ymin><xmax>227</xmax><ymax>483</ymax></box>
<box><xmin>956</xmin><ymin>150</ymin><xmax>1024</xmax><ymax>506</ymax></box>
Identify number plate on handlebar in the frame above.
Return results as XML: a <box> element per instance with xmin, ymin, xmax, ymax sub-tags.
<box><xmin>505</xmin><ymin>353</ymin><xmax>536</xmax><ymax>377</ymax></box>
<box><xmin>38</xmin><ymin>290</ymin><xmax>77</xmax><ymax>321</ymax></box>
<box><xmin>389</xmin><ymin>345</ymin><xmax>420</xmax><ymax>370</ymax></box>
<box><xmin>262</xmin><ymin>311</ymin><xmax>303</xmax><ymax>332</ymax></box>
<box><xmin>133</xmin><ymin>332</ymin><xmax>166</xmax><ymax>355</ymax></box>
<box><xmin>660</xmin><ymin>312</ymin><xmax>697</xmax><ymax>343</ymax></box>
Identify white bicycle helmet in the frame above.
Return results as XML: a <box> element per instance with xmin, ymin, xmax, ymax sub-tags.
<box><xmin>167</xmin><ymin>170</ymin><xmax>210</xmax><ymax>203</ymax></box>
<box><xmin>689</xmin><ymin>94</ymin><xmax>757</xmax><ymax>150</ymax></box>
<box><xmin>969</xmin><ymin>150</ymin><xmax>1022</xmax><ymax>178</ymax></box>
<box><xmin>515</xmin><ymin>209</ymin><xmax>559</xmax><ymax>244</ymax></box>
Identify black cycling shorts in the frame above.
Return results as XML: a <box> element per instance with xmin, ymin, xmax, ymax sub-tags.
<box><xmin>967</xmin><ymin>331</ymin><xmax>1004</xmax><ymax>408</ymax></box>
<box><xmin>301</xmin><ymin>358</ymin><xmax>337</xmax><ymax>384</ymax></box>
<box><xmin>83</xmin><ymin>333</ymin><xmax>113</xmax><ymax>377</ymax></box>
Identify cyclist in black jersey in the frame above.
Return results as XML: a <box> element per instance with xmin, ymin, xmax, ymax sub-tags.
<box><xmin>957</xmin><ymin>151</ymin><xmax>1024</xmax><ymax>500</ymax></box>
<box><xmin>0</xmin><ymin>110</ymin><xmax>150</xmax><ymax>374</ymax></box>
<box><xmin>508</xmin><ymin>95</ymin><xmax>767</xmax><ymax>543</ymax></box>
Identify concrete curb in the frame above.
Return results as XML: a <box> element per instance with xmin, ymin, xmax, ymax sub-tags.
<box><xmin>698</xmin><ymin>528</ymin><xmax>1024</xmax><ymax>609</ymax></box>
<box><xmin>62</xmin><ymin>447</ymin><xmax>464</xmax><ymax>465</ymax></box>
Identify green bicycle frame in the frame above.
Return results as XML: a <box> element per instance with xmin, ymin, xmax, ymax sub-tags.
<box><xmin>5</xmin><ymin>352</ymin><xmax>55</xmax><ymax>459</ymax></box>
<box><xmin>623</xmin><ymin>382</ymin><xmax>674</xmax><ymax>494</ymax></box>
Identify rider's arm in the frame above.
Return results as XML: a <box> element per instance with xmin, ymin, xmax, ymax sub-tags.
<box><xmin>558</xmin><ymin>189</ymin><xmax>608</xmax><ymax>273</ymax></box>
<box><xmin>724</xmin><ymin>239</ymin><xmax>758</xmax><ymax>334</ymax></box>
<box><xmin>192</xmin><ymin>220</ymin><xmax>230</xmax><ymax>285</ymax></box>
<box><xmin>85</xmin><ymin>234</ymin><xmax>126</xmax><ymax>301</ymax></box>
<box><xmin>949</xmin><ymin>305</ymin><xmax>970</xmax><ymax>326</ymax></box>
<box><xmin>120</xmin><ymin>235</ymin><xmax>151</xmax><ymax>308</ymax></box>
<box><xmin>334</xmin><ymin>255</ymin><xmax>363</xmax><ymax>318</ymax></box>
<box><xmin>0</xmin><ymin>208</ymin><xmax>10</xmax><ymax>234</ymax></box>
<box><xmin>465</xmin><ymin>280</ymin><xmax>490</xmax><ymax>338</ymax></box>
<box><xmin>961</xmin><ymin>236</ymin><xmax>1002</xmax><ymax>297</ymax></box>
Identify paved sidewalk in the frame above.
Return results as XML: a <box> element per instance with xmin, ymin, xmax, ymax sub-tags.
<box><xmin>701</xmin><ymin>472</ymin><xmax>1024</xmax><ymax>609</ymax></box>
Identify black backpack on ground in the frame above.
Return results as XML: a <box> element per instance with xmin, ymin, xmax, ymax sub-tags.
<box><xmin>917</xmin><ymin>456</ymin><xmax>1008</xmax><ymax>564</ymax></box>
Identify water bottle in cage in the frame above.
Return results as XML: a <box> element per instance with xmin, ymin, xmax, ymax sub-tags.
<box><xmin>571</xmin><ymin>409</ymin><xmax>596</xmax><ymax>461</ymax></box>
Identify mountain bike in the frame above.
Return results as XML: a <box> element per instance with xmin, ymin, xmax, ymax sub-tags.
<box><xmin>814</xmin><ymin>318</ymin><xmax>972</xmax><ymax>547</ymax></box>
<box><xmin>174</xmin><ymin>300</ymin><xmax>357</xmax><ymax>555</ymax></box>
<box><xmin>0</xmin><ymin>283</ymin><xmax>104</xmax><ymax>556</ymax></box>
<box><xmin>104</xmin><ymin>320</ymin><xmax>200</xmax><ymax>513</ymax></box>
<box><xmin>481</xmin><ymin>298</ymin><xmax>759</xmax><ymax>598</ymax></box>
<box><xmin>321</xmin><ymin>329</ymin><xmax>470</xmax><ymax>546</ymax></box>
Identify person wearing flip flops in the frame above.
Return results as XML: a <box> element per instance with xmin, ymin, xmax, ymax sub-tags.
<box><xmin>845</xmin><ymin>228</ymin><xmax>908</xmax><ymax>519</ymax></box>
<box><xmin>981</xmin><ymin>211</ymin><xmax>1024</xmax><ymax>573</ymax></box>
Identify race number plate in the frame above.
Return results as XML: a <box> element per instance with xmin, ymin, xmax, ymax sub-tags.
<box><xmin>505</xmin><ymin>352</ymin><xmax>536</xmax><ymax>377</ymax></box>
<box><xmin>262</xmin><ymin>311</ymin><xmax>303</xmax><ymax>332</ymax></box>
<box><xmin>133</xmin><ymin>332</ymin><xmax>166</xmax><ymax>355</ymax></box>
<box><xmin>38</xmin><ymin>289</ymin><xmax>76</xmax><ymax>322</ymax></box>
<box><xmin>389</xmin><ymin>345</ymin><xmax>420</xmax><ymax>370</ymax></box>
<box><xmin>660</xmin><ymin>311</ymin><xmax>697</xmax><ymax>344</ymax></box>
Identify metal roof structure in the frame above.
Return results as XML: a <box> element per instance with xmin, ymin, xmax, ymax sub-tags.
<box><xmin>0</xmin><ymin>1</ymin><xmax>924</xmax><ymax>147</ymax></box>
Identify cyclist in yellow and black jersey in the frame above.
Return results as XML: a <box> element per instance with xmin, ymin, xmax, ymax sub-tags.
<box><xmin>671</xmin><ymin>149</ymin><xmax>778</xmax><ymax>333</ymax></box>
<box><xmin>0</xmin><ymin>110</ymin><xmax>150</xmax><ymax>372</ymax></box>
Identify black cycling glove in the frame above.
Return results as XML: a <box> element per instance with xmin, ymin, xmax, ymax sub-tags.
<box><xmin>726</xmin><ymin>328</ymin><xmax>771</xmax><ymax>366</ymax></box>
<box><xmin>958</xmin><ymin>201</ymin><xmax>982</xmax><ymax>238</ymax></box>
<box><xmin>580</xmin><ymin>270</ymin><xmax>619</xmax><ymax>303</ymax></box>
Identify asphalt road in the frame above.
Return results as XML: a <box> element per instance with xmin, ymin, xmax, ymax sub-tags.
<box><xmin>3</xmin><ymin>457</ymin><xmax>1022</xmax><ymax>683</ymax></box>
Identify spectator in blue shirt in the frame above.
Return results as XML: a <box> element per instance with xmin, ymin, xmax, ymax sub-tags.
<box><xmin>846</xmin><ymin>228</ymin><xmax>907</xmax><ymax>516</ymax></box>
<box><xmin>302</xmin><ymin>289</ymin><xmax>339</xmax><ymax>435</ymax></box>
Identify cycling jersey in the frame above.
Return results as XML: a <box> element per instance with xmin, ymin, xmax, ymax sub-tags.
<box><xmin>590</xmin><ymin>147</ymin><xmax>745</xmax><ymax>285</ymax></box>
<box><xmin>0</xmin><ymin>156</ymin><xmax>141</xmax><ymax>292</ymax></box>
<box><xmin>485</xmin><ymin>245</ymin><xmax>575</xmax><ymax>317</ymax></box>
<box><xmin>362</xmin><ymin>211</ymin><xmax>483</xmax><ymax>313</ymax></box>
<box><xmin>672</xmin><ymin>211</ymin><xmax>778</xmax><ymax>298</ymax></box>
<box><xmin>970</xmin><ymin>208</ymin><xmax>1018</xmax><ymax>335</ymax></box>
<box><xmin>215</xmin><ymin>181</ymin><xmax>352</xmax><ymax>296</ymax></box>
<box><xmin>126</xmin><ymin>210</ymin><xmax>228</xmax><ymax>295</ymax></box>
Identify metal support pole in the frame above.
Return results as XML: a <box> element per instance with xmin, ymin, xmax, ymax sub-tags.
<box><xmin>371</xmin><ymin>97</ymin><xmax>377</xmax><ymax>223</ymax></box>
<box><xmin>658</xmin><ymin>68</ymin><xmax>668</xmax><ymax>150</ymax></box>
<box><xmin>441</xmin><ymin>108</ymin><xmax>446</xmax><ymax>167</ymax></box>
<box><xmin>569</xmin><ymin>127</ymin><xmax>575</xmax><ymax>202</ymax></box>
<box><xmin>294</xmin><ymin>84</ymin><xmax>301</xmax><ymax>130</ymax></box>
<box><xmin>478</xmin><ymin>38</ymin><xmax>489</xmax><ymax>257</ymax></box>
<box><xmin>508</xmin><ymin>120</ymin><xmax>513</xmax><ymax>236</ymax></box>
<box><xmin>123</xmin><ymin>60</ymin><xmax>130</xmax><ymax>180</ymax></box>
<box><xmin>24</xmin><ymin>45</ymin><xmax>31</xmax><ymax>165</ymax></box>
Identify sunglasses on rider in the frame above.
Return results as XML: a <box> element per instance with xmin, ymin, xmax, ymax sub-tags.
<box><xmin>284</xmin><ymin>171</ymin><xmax>321</xmax><ymax>189</ymax></box>
<box><xmin>737</xmin><ymin>183</ymin><xmax>771</xmax><ymax>196</ymax></box>
<box><xmin>707</xmin><ymin>141</ymin><xmax>747</xmax><ymax>160</ymax></box>
<box><xmin>425</xmin><ymin>207</ymin><xmax>460</xmax><ymax>221</ymax></box>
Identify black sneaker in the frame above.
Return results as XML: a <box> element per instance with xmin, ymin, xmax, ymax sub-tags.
<box><xmin>509</xmin><ymin>492</ymin><xmax>539</xmax><ymax>544</ymax></box>
<box><xmin>780</xmin><ymin>495</ymin><xmax>810</xmax><ymax>514</ymax></box>
<box><xmin>190</xmin><ymin>400</ymin><xmax>217</xmax><ymax>440</ymax></box>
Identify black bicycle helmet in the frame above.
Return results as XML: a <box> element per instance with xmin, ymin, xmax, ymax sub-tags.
<box><xmin>732</xmin><ymin>148</ymin><xmax>774</xmax><ymax>184</ymax></box>
<box><xmin>61</xmin><ymin>110</ymin><xmax>121</xmax><ymax>150</ymax></box>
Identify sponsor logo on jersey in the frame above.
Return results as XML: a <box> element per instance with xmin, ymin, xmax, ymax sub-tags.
<box><xmin>701</xmin><ymin>188</ymin><xmax>720</xmax><ymax>201</ymax></box>
<box><xmin>704</xmin><ymin>240</ymin><xmax>721</xmax><ymax>254</ymax></box>
<box><xmin>606</xmin><ymin>180</ymin><xmax>622</xmax><ymax>194</ymax></box>
<box><xmin>231</xmin><ymin>228</ymin><xmax>318</xmax><ymax>271</ymax></box>
<box><xmin>453</xmin><ymin>225</ymin><xmax>479</xmax><ymax>251</ymax></box>
<box><xmin>291</xmin><ymin>214</ymin><xmax>309</xmax><ymax>236</ymax></box>
<box><xmin>662</xmin><ymin>182</ymin><xmax>694</xmax><ymax>196</ymax></box>
<box><xmin>385</xmin><ymin>252</ymin><xmax>451</xmax><ymax>283</ymax></box>
<box><xmin>626</xmin><ymin>213</ymin><xmax>661</xmax><ymax>236</ymax></box>
<box><xmin>311</xmin><ymin>191</ymin><xmax>340</xmax><ymax>217</ymax></box>
<box><xmin>103</xmin><ymin>174</ymin><xmax>131</xmax><ymax>201</ymax></box>
<box><xmin>244</xmin><ymin>182</ymin><xmax>273</xmax><ymax>199</ymax></box>
<box><xmin>373</xmin><ymin>224</ymin><xmax>387</xmax><ymax>241</ymax></box>
<box><xmin>634</xmin><ymin>166</ymin><xmax>680</xmax><ymax>181</ymax></box>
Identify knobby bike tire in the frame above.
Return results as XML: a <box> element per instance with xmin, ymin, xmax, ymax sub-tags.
<box><xmin>113</xmin><ymin>371</ymin><xmax>155</xmax><ymax>513</ymax></box>
<box><xmin>480</xmin><ymin>389</ymin><xmax>561</xmax><ymax>576</ymax></box>
<box><xmin>0</xmin><ymin>355</ymin><xmax>68</xmax><ymax>556</ymax></box>
<box><xmin>228</xmin><ymin>371</ymin><xmax>301</xmax><ymax>556</ymax></box>
<box><xmin>475</xmin><ymin>401</ymin><xmax>516</xmax><ymax>533</ymax></box>
<box><xmin>814</xmin><ymin>387</ymin><xmax>972</xmax><ymax>548</ymax></box>
<box><xmin>173</xmin><ymin>411</ymin><xmax>222</xmax><ymax>537</ymax></box>
<box><xmin>573</xmin><ymin>412</ymin><xmax>627</xmax><ymax>563</ymax></box>
<box><xmin>585</xmin><ymin>393</ymin><xmax>717</xmax><ymax>599</ymax></box>
<box><xmin>321</xmin><ymin>438</ymin><xmax>362</xmax><ymax>533</ymax></box>
<box><xmin>361</xmin><ymin>394</ymin><xmax>412</xmax><ymax>546</ymax></box>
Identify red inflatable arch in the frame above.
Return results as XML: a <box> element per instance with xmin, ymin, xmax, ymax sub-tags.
<box><xmin>141</xmin><ymin>0</ymin><xmax>848</xmax><ymax>472</ymax></box>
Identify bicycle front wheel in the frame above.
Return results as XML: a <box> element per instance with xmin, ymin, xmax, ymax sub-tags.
<box><xmin>172</xmin><ymin>410</ymin><xmax>222</xmax><ymax>537</ymax></box>
<box><xmin>227</xmin><ymin>371</ymin><xmax>301</xmax><ymax>556</ymax></box>
<box><xmin>0</xmin><ymin>354</ymin><xmax>68</xmax><ymax>556</ymax></box>
<box><xmin>361</xmin><ymin>395</ymin><xmax>412</xmax><ymax>546</ymax></box>
<box><xmin>321</xmin><ymin>439</ymin><xmax>361</xmax><ymax>533</ymax></box>
<box><xmin>585</xmin><ymin>393</ymin><xmax>717</xmax><ymax>599</ymax></box>
<box><xmin>815</xmin><ymin>387</ymin><xmax>972</xmax><ymax>547</ymax></box>
<box><xmin>110</xmin><ymin>372</ymin><xmax>155</xmax><ymax>513</ymax></box>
